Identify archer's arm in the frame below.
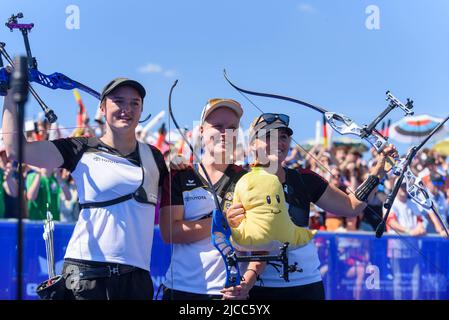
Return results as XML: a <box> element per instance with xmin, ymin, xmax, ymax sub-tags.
<box><xmin>2</xmin><ymin>88</ymin><xmax>63</xmax><ymax>169</ymax></box>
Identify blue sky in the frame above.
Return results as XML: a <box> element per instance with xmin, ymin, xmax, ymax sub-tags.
<box><xmin>1</xmin><ymin>0</ymin><xmax>449</xmax><ymax>154</ymax></box>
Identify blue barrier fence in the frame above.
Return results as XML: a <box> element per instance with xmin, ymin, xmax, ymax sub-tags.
<box><xmin>0</xmin><ymin>220</ymin><xmax>448</xmax><ymax>300</ymax></box>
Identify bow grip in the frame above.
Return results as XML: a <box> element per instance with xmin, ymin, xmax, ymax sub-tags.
<box><xmin>384</xmin><ymin>192</ymin><xmax>395</xmax><ymax>210</ymax></box>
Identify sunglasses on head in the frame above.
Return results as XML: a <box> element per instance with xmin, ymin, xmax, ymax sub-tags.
<box><xmin>255</xmin><ymin>113</ymin><xmax>290</xmax><ymax>127</ymax></box>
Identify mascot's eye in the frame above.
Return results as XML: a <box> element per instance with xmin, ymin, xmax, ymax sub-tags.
<box><xmin>276</xmin><ymin>195</ymin><xmax>281</xmax><ymax>203</ymax></box>
<box><xmin>266</xmin><ymin>196</ymin><xmax>271</xmax><ymax>204</ymax></box>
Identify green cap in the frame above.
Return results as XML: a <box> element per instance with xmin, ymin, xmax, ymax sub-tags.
<box><xmin>100</xmin><ymin>77</ymin><xmax>146</xmax><ymax>101</ymax></box>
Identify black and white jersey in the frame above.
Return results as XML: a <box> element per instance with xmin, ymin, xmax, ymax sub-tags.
<box><xmin>260</xmin><ymin>167</ymin><xmax>329</xmax><ymax>287</ymax></box>
<box><xmin>160</xmin><ymin>164</ymin><xmax>246</xmax><ymax>295</ymax></box>
<box><xmin>52</xmin><ymin>137</ymin><xmax>168</xmax><ymax>271</ymax></box>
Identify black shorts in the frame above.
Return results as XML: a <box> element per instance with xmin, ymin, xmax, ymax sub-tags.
<box><xmin>249</xmin><ymin>281</ymin><xmax>325</xmax><ymax>300</ymax></box>
<box><xmin>62</xmin><ymin>259</ymin><xmax>154</xmax><ymax>300</ymax></box>
<box><xmin>161</xmin><ymin>286</ymin><xmax>222</xmax><ymax>300</ymax></box>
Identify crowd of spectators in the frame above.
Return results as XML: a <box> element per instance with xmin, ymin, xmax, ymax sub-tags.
<box><xmin>1</xmin><ymin>115</ymin><xmax>448</xmax><ymax>240</ymax></box>
<box><xmin>284</xmin><ymin>143</ymin><xmax>449</xmax><ymax>237</ymax></box>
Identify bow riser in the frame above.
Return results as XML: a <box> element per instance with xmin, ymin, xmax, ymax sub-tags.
<box><xmin>401</xmin><ymin>168</ymin><xmax>449</xmax><ymax>237</ymax></box>
<box><xmin>211</xmin><ymin>209</ymin><xmax>241</xmax><ymax>287</ymax></box>
<box><xmin>403</xmin><ymin>169</ymin><xmax>433</xmax><ymax>209</ymax></box>
<box><xmin>325</xmin><ymin>112</ymin><xmax>388</xmax><ymax>152</ymax></box>
<box><xmin>29</xmin><ymin>69</ymin><xmax>100</xmax><ymax>99</ymax></box>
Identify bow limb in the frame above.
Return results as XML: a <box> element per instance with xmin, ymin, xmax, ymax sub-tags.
<box><xmin>223</xmin><ymin>69</ymin><xmax>327</xmax><ymax>114</ymax></box>
<box><xmin>167</xmin><ymin>80</ymin><xmax>242</xmax><ymax>287</ymax></box>
<box><xmin>429</xmin><ymin>203</ymin><xmax>449</xmax><ymax>238</ymax></box>
<box><xmin>224</xmin><ymin>70</ymin><xmax>391</xmax><ymax>153</ymax></box>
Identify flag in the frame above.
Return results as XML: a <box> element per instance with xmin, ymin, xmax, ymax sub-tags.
<box><xmin>385</xmin><ymin>119</ymin><xmax>391</xmax><ymax>138</ymax></box>
<box><xmin>155</xmin><ymin>123</ymin><xmax>167</xmax><ymax>151</ymax></box>
<box><xmin>315</xmin><ymin>120</ymin><xmax>321</xmax><ymax>145</ymax></box>
<box><xmin>322</xmin><ymin>114</ymin><xmax>328</xmax><ymax>148</ymax></box>
<box><xmin>380</xmin><ymin>121</ymin><xmax>386</xmax><ymax>136</ymax></box>
<box><xmin>73</xmin><ymin>89</ymin><xmax>87</xmax><ymax>128</ymax></box>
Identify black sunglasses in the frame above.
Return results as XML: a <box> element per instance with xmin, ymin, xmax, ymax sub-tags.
<box><xmin>255</xmin><ymin>113</ymin><xmax>290</xmax><ymax>127</ymax></box>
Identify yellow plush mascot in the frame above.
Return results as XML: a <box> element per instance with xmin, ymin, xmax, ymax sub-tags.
<box><xmin>231</xmin><ymin>166</ymin><xmax>316</xmax><ymax>251</ymax></box>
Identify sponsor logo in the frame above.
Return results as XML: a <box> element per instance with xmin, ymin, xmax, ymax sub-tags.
<box><xmin>184</xmin><ymin>195</ymin><xmax>207</xmax><ymax>202</ymax></box>
<box><xmin>186</xmin><ymin>179</ymin><xmax>197</xmax><ymax>187</ymax></box>
<box><xmin>92</xmin><ymin>156</ymin><xmax>119</xmax><ymax>164</ymax></box>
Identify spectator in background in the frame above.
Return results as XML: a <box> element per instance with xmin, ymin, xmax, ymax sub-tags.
<box><xmin>341</xmin><ymin>148</ymin><xmax>365</xmax><ymax>180</ymax></box>
<box><xmin>387</xmin><ymin>183</ymin><xmax>426</xmax><ymax>300</ymax></box>
<box><xmin>434</xmin><ymin>153</ymin><xmax>448</xmax><ymax>174</ymax></box>
<box><xmin>71</xmin><ymin>116</ymin><xmax>96</xmax><ymax>138</ymax></box>
<box><xmin>0</xmin><ymin>144</ymin><xmax>18</xmax><ymax>218</ymax></box>
<box><xmin>32</xmin><ymin>119</ymin><xmax>50</xmax><ymax>141</ymax></box>
<box><xmin>26</xmin><ymin>167</ymin><xmax>71</xmax><ymax>221</ymax></box>
<box><xmin>309</xmin><ymin>204</ymin><xmax>326</xmax><ymax>231</ymax></box>
<box><xmin>418</xmin><ymin>156</ymin><xmax>437</xmax><ymax>186</ymax></box>
<box><xmin>424</xmin><ymin>172</ymin><xmax>448</xmax><ymax>237</ymax></box>
<box><xmin>93</xmin><ymin>105</ymin><xmax>106</xmax><ymax>137</ymax></box>
<box><xmin>59</xmin><ymin>169</ymin><xmax>79</xmax><ymax>223</ymax></box>
<box><xmin>135</xmin><ymin>124</ymin><xmax>144</xmax><ymax>142</ymax></box>
<box><xmin>283</xmin><ymin>145</ymin><xmax>303</xmax><ymax>169</ymax></box>
<box><xmin>324</xmin><ymin>166</ymin><xmax>347</xmax><ymax>231</ymax></box>
<box><xmin>316</xmin><ymin>151</ymin><xmax>333</xmax><ymax>180</ymax></box>
<box><xmin>333</xmin><ymin>146</ymin><xmax>348</xmax><ymax>169</ymax></box>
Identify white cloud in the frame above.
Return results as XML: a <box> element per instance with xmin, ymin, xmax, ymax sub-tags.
<box><xmin>138</xmin><ymin>63</ymin><xmax>163</xmax><ymax>74</ymax></box>
<box><xmin>297</xmin><ymin>3</ymin><xmax>316</xmax><ymax>14</ymax></box>
<box><xmin>138</xmin><ymin>63</ymin><xmax>176</xmax><ymax>78</ymax></box>
<box><xmin>163</xmin><ymin>70</ymin><xmax>176</xmax><ymax>78</ymax></box>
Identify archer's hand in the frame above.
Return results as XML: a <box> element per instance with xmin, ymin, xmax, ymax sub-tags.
<box><xmin>169</xmin><ymin>155</ymin><xmax>191</xmax><ymax>171</ymax></box>
<box><xmin>221</xmin><ymin>281</ymin><xmax>251</xmax><ymax>300</ymax></box>
<box><xmin>226</xmin><ymin>203</ymin><xmax>245</xmax><ymax>228</ymax></box>
<box><xmin>371</xmin><ymin>145</ymin><xmax>398</xmax><ymax>178</ymax></box>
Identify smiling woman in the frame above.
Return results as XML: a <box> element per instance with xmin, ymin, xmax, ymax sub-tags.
<box><xmin>159</xmin><ymin>98</ymin><xmax>266</xmax><ymax>300</ymax></box>
<box><xmin>226</xmin><ymin>112</ymin><xmax>397</xmax><ymax>300</ymax></box>
<box><xmin>2</xmin><ymin>74</ymin><xmax>168</xmax><ymax>300</ymax></box>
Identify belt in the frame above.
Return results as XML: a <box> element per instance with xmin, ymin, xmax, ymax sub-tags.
<box><xmin>66</xmin><ymin>263</ymin><xmax>138</xmax><ymax>280</ymax></box>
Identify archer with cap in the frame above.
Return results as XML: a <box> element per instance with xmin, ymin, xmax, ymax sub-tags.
<box><xmin>226</xmin><ymin>112</ymin><xmax>397</xmax><ymax>300</ymax></box>
<box><xmin>159</xmin><ymin>98</ymin><xmax>265</xmax><ymax>300</ymax></box>
<box><xmin>2</xmin><ymin>76</ymin><xmax>168</xmax><ymax>299</ymax></box>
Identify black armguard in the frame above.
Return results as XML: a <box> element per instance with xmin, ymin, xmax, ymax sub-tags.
<box><xmin>355</xmin><ymin>175</ymin><xmax>380</xmax><ymax>202</ymax></box>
